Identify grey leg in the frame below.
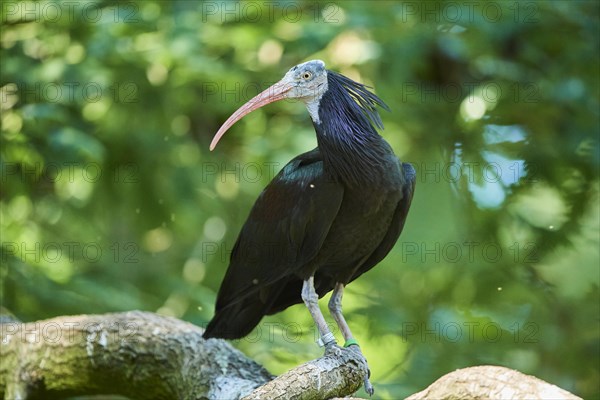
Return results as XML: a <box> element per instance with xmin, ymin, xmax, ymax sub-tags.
<box><xmin>328</xmin><ymin>282</ymin><xmax>354</xmax><ymax>341</ymax></box>
<box><xmin>328</xmin><ymin>282</ymin><xmax>374</xmax><ymax>396</ymax></box>
<box><xmin>302</xmin><ymin>276</ymin><xmax>336</xmax><ymax>347</ymax></box>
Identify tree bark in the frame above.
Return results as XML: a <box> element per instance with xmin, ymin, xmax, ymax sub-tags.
<box><xmin>0</xmin><ymin>311</ymin><xmax>582</xmax><ymax>400</ymax></box>
<box><xmin>406</xmin><ymin>365</ymin><xmax>582</xmax><ymax>400</ymax></box>
<box><xmin>0</xmin><ymin>311</ymin><xmax>273</xmax><ymax>399</ymax></box>
<box><xmin>242</xmin><ymin>345</ymin><xmax>368</xmax><ymax>400</ymax></box>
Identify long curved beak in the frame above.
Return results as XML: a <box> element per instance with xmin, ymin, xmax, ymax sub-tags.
<box><xmin>209</xmin><ymin>79</ymin><xmax>294</xmax><ymax>151</ymax></box>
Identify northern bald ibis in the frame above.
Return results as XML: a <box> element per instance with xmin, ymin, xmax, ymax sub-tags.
<box><xmin>203</xmin><ymin>60</ymin><xmax>415</xmax><ymax>394</ymax></box>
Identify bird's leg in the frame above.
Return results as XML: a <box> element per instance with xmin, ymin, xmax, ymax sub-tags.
<box><xmin>328</xmin><ymin>282</ymin><xmax>354</xmax><ymax>342</ymax></box>
<box><xmin>328</xmin><ymin>282</ymin><xmax>374</xmax><ymax>396</ymax></box>
<box><xmin>301</xmin><ymin>277</ymin><xmax>337</xmax><ymax>348</ymax></box>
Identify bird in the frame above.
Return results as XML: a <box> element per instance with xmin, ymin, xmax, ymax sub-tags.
<box><xmin>203</xmin><ymin>60</ymin><xmax>415</xmax><ymax>394</ymax></box>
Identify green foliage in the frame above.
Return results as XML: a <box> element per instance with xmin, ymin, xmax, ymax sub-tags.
<box><xmin>1</xmin><ymin>1</ymin><xmax>598</xmax><ymax>398</ymax></box>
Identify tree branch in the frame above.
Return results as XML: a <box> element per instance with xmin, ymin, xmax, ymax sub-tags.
<box><xmin>243</xmin><ymin>346</ymin><xmax>368</xmax><ymax>400</ymax></box>
<box><xmin>0</xmin><ymin>311</ymin><xmax>272</xmax><ymax>399</ymax></box>
<box><xmin>406</xmin><ymin>365</ymin><xmax>582</xmax><ymax>400</ymax></box>
<box><xmin>0</xmin><ymin>311</ymin><xmax>582</xmax><ymax>400</ymax></box>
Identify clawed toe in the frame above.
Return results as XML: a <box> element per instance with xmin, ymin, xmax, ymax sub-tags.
<box><xmin>364</xmin><ymin>371</ymin><xmax>375</xmax><ymax>396</ymax></box>
<box><xmin>324</xmin><ymin>342</ymin><xmax>343</xmax><ymax>356</ymax></box>
<box><xmin>344</xmin><ymin>344</ymin><xmax>374</xmax><ymax>396</ymax></box>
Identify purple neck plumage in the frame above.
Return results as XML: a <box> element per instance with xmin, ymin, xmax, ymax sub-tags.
<box><xmin>313</xmin><ymin>72</ymin><xmax>395</xmax><ymax>188</ymax></box>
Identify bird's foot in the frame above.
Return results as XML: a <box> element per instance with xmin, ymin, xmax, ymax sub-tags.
<box><xmin>344</xmin><ymin>342</ymin><xmax>374</xmax><ymax>396</ymax></box>
<box><xmin>363</xmin><ymin>374</ymin><xmax>374</xmax><ymax>396</ymax></box>
<box><xmin>324</xmin><ymin>341</ymin><xmax>343</xmax><ymax>356</ymax></box>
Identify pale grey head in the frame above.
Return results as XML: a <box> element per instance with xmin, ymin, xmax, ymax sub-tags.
<box><xmin>210</xmin><ymin>60</ymin><xmax>329</xmax><ymax>150</ymax></box>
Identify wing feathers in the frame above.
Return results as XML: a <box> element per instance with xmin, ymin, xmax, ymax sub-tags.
<box><xmin>203</xmin><ymin>149</ymin><xmax>344</xmax><ymax>338</ymax></box>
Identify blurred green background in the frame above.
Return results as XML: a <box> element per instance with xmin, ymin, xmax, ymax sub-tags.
<box><xmin>1</xmin><ymin>1</ymin><xmax>598</xmax><ymax>398</ymax></box>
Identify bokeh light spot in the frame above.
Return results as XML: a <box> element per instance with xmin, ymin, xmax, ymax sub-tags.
<box><xmin>204</xmin><ymin>216</ymin><xmax>227</xmax><ymax>241</ymax></box>
<box><xmin>258</xmin><ymin>40</ymin><xmax>283</xmax><ymax>65</ymax></box>
<box><xmin>460</xmin><ymin>95</ymin><xmax>486</xmax><ymax>120</ymax></box>
<box><xmin>143</xmin><ymin>227</ymin><xmax>173</xmax><ymax>253</ymax></box>
<box><xmin>183</xmin><ymin>258</ymin><xmax>206</xmax><ymax>284</ymax></box>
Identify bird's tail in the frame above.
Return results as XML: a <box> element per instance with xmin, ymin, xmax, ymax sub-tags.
<box><xmin>203</xmin><ymin>278</ymin><xmax>293</xmax><ymax>339</ymax></box>
<box><xmin>202</xmin><ymin>299</ymin><xmax>267</xmax><ymax>339</ymax></box>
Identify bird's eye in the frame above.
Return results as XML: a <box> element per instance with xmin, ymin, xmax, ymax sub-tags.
<box><xmin>302</xmin><ymin>72</ymin><xmax>312</xmax><ymax>80</ymax></box>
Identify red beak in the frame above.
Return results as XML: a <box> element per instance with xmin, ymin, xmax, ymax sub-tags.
<box><xmin>209</xmin><ymin>80</ymin><xmax>294</xmax><ymax>151</ymax></box>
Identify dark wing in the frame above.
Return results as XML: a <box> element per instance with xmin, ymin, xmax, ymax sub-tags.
<box><xmin>203</xmin><ymin>148</ymin><xmax>344</xmax><ymax>339</ymax></box>
<box><xmin>346</xmin><ymin>162</ymin><xmax>416</xmax><ymax>283</ymax></box>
